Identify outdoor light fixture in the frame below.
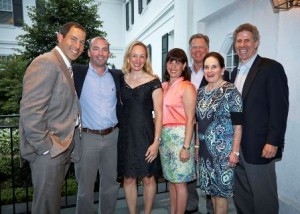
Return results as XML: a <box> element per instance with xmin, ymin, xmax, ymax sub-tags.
<box><xmin>271</xmin><ymin>0</ymin><xmax>300</xmax><ymax>10</ymax></box>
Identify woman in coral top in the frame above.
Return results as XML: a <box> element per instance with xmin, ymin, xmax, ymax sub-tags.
<box><xmin>159</xmin><ymin>48</ymin><xmax>197</xmax><ymax>214</ymax></box>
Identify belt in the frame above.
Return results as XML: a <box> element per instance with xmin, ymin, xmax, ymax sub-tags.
<box><xmin>81</xmin><ymin>125</ymin><xmax>118</xmax><ymax>136</ymax></box>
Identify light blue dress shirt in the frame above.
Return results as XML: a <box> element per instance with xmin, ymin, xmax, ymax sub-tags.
<box><xmin>80</xmin><ymin>64</ymin><xmax>118</xmax><ymax>130</ymax></box>
<box><xmin>235</xmin><ymin>54</ymin><xmax>257</xmax><ymax>94</ymax></box>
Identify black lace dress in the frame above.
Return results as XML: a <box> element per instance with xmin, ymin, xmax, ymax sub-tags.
<box><xmin>118</xmin><ymin>77</ymin><xmax>161</xmax><ymax>178</ymax></box>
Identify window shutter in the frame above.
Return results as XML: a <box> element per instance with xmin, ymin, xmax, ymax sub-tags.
<box><xmin>13</xmin><ymin>0</ymin><xmax>23</xmax><ymax>27</ymax></box>
<box><xmin>161</xmin><ymin>33</ymin><xmax>169</xmax><ymax>81</ymax></box>
<box><xmin>126</xmin><ymin>2</ymin><xmax>129</xmax><ymax>30</ymax></box>
<box><xmin>130</xmin><ymin>0</ymin><xmax>134</xmax><ymax>24</ymax></box>
<box><xmin>138</xmin><ymin>0</ymin><xmax>143</xmax><ymax>14</ymax></box>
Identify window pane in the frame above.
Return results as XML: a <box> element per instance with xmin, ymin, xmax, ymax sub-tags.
<box><xmin>226</xmin><ymin>42</ymin><xmax>238</xmax><ymax>71</ymax></box>
<box><xmin>234</xmin><ymin>53</ymin><xmax>239</xmax><ymax>65</ymax></box>
<box><xmin>0</xmin><ymin>11</ymin><xmax>13</xmax><ymax>24</ymax></box>
<box><xmin>227</xmin><ymin>55</ymin><xmax>232</xmax><ymax>67</ymax></box>
<box><xmin>0</xmin><ymin>0</ymin><xmax>13</xmax><ymax>11</ymax></box>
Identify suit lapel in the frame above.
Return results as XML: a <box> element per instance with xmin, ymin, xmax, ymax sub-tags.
<box><xmin>199</xmin><ymin>77</ymin><xmax>208</xmax><ymax>87</ymax></box>
<box><xmin>51</xmin><ymin>49</ymin><xmax>76</xmax><ymax>93</ymax></box>
<box><xmin>242</xmin><ymin>55</ymin><xmax>261</xmax><ymax>99</ymax></box>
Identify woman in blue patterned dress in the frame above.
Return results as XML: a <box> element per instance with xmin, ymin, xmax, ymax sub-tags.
<box><xmin>196</xmin><ymin>52</ymin><xmax>243</xmax><ymax>213</ymax></box>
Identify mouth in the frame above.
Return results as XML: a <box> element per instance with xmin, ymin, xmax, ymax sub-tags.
<box><xmin>70</xmin><ymin>49</ymin><xmax>79</xmax><ymax>55</ymax></box>
<box><xmin>238</xmin><ymin>49</ymin><xmax>248</xmax><ymax>54</ymax></box>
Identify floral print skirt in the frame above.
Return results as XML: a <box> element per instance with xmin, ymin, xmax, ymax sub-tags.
<box><xmin>159</xmin><ymin>126</ymin><xmax>195</xmax><ymax>183</ymax></box>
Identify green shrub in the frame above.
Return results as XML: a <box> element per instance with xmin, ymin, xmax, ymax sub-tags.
<box><xmin>0</xmin><ymin>186</ymin><xmax>33</xmax><ymax>205</ymax></box>
<box><xmin>62</xmin><ymin>178</ymin><xmax>78</xmax><ymax>196</ymax></box>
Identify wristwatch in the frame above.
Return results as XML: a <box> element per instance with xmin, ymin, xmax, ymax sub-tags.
<box><xmin>154</xmin><ymin>136</ymin><xmax>161</xmax><ymax>142</ymax></box>
<box><xmin>182</xmin><ymin>145</ymin><xmax>190</xmax><ymax>151</ymax></box>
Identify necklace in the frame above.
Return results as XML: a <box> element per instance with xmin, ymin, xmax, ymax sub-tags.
<box><xmin>206</xmin><ymin>80</ymin><xmax>224</xmax><ymax>92</ymax></box>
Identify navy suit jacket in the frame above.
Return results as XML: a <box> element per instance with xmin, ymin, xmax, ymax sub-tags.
<box><xmin>189</xmin><ymin>67</ymin><xmax>208</xmax><ymax>89</ymax></box>
<box><xmin>224</xmin><ymin>55</ymin><xmax>289</xmax><ymax>164</ymax></box>
<box><xmin>72</xmin><ymin>64</ymin><xmax>123</xmax><ymax>120</ymax></box>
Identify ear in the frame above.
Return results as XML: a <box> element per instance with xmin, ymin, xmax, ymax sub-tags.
<box><xmin>222</xmin><ymin>67</ymin><xmax>225</xmax><ymax>75</ymax></box>
<box><xmin>254</xmin><ymin>40</ymin><xmax>259</xmax><ymax>50</ymax></box>
<box><xmin>57</xmin><ymin>33</ymin><xmax>63</xmax><ymax>43</ymax></box>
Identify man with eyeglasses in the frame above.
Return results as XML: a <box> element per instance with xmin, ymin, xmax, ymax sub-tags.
<box><xmin>73</xmin><ymin>37</ymin><xmax>122</xmax><ymax>214</ymax></box>
<box><xmin>186</xmin><ymin>33</ymin><xmax>213</xmax><ymax>214</ymax></box>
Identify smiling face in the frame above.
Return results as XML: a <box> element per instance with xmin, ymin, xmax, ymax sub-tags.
<box><xmin>203</xmin><ymin>56</ymin><xmax>224</xmax><ymax>84</ymax></box>
<box><xmin>88</xmin><ymin>38</ymin><xmax>110</xmax><ymax>69</ymax></box>
<box><xmin>129</xmin><ymin>44</ymin><xmax>147</xmax><ymax>72</ymax></box>
<box><xmin>190</xmin><ymin>37</ymin><xmax>209</xmax><ymax>64</ymax></box>
<box><xmin>235</xmin><ymin>30</ymin><xmax>259</xmax><ymax>64</ymax></box>
<box><xmin>167</xmin><ymin>60</ymin><xmax>186</xmax><ymax>81</ymax></box>
<box><xmin>57</xmin><ymin>26</ymin><xmax>86</xmax><ymax>62</ymax></box>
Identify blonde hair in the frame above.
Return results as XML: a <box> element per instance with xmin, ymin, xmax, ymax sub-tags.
<box><xmin>122</xmin><ymin>41</ymin><xmax>153</xmax><ymax>75</ymax></box>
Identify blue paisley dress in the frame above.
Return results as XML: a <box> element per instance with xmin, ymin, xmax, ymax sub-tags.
<box><xmin>196</xmin><ymin>81</ymin><xmax>242</xmax><ymax>197</ymax></box>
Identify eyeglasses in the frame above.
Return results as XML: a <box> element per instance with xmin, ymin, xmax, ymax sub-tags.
<box><xmin>190</xmin><ymin>46</ymin><xmax>207</xmax><ymax>51</ymax></box>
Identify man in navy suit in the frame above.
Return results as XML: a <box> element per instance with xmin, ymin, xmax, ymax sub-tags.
<box><xmin>73</xmin><ymin>37</ymin><xmax>122</xmax><ymax>214</ymax></box>
<box><xmin>224</xmin><ymin>23</ymin><xmax>289</xmax><ymax>214</ymax></box>
<box><xmin>186</xmin><ymin>33</ymin><xmax>211</xmax><ymax>214</ymax></box>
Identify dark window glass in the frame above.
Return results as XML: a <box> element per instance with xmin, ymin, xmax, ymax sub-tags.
<box><xmin>13</xmin><ymin>0</ymin><xmax>23</xmax><ymax>26</ymax></box>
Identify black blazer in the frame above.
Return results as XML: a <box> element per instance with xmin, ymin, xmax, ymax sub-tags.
<box><xmin>224</xmin><ymin>55</ymin><xmax>289</xmax><ymax>164</ymax></box>
<box><xmin>72</xmin><ymin>64</ymin><xmax>123</xmax><ymax>120</ymax></box>
<box><xmin>189</xmin><ymin>67</ymin><xmax>208</xmax><ymax>88</ymax></box>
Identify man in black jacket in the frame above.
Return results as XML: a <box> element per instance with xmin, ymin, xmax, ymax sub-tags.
<box><xmin>73</xmin><ymin>37</ymin><xmax>122</xmax><ymax>214</ymax></box>
<box><xmin>225</xmin><ymin>23</ymin><xmax>289</xmax><ymax>214</ymax></box>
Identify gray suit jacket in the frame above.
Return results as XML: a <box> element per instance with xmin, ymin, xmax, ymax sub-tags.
<box><xmin>19</xmin><ymin>48</ymin><xmax>80</xmax><ymax>162</ymax></box>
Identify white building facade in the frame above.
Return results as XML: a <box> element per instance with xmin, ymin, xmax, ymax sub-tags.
<box><xmin>1</xmin><ymin>0</ymin><xmax>299</xmax><ymax>212</ymax></box>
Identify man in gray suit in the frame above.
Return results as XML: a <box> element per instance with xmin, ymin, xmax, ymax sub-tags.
<box><xmin>19</xmin><ymin>22</ymin><xmax>86</xmax><ymax>214</ymax></box>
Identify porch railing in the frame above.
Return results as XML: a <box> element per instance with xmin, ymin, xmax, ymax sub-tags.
<box><xmin>0</xmin><ymin>115</ymin><xmax>168</xmax><ymax>214</ymax></box>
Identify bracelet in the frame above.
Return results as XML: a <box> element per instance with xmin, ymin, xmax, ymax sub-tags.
<box><xmin>182</xmin><ymin>145</ymin><xmax>190</xmax><ymax>151</ymax></box>
<box><xmin>232</xmin><ymin>151</ymin><xmax>240</xmax><ymax>157</ymax></box>
<box><xmin>154</xmin><ymin>136</ymin><xmax>161</xmax><ymax>142</ymax></box>
<box><xmin>194</xmin><ymin>145</ymin><xmax>199</xmax><ymax>148</ymax></box>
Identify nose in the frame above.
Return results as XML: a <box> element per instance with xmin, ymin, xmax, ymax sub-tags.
<box><xmin>169</xmin><ymin>61</ymin><xmax>178</xmax><ymax>68</ymax></box>
<box><xmin>240</xmin><ymin>40</ymin><xmax>246</xmax><ymax>47</ymax></box>
<box><xmin>135</xmin><ymin>56</ymin><xmax>142</xmax><ymax>63</ymax></box>
<box><xmin>73</xmin><ymin>40</ymin><xmax>83</xmax><ymax>50</ymax></box>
